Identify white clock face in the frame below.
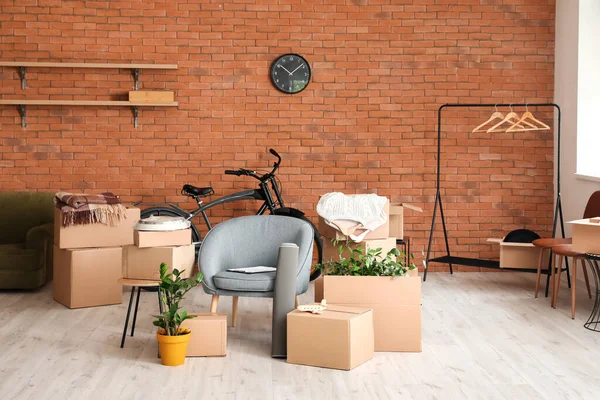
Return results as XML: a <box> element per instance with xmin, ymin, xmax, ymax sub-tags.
<box><xmin>270</xmin><ymin>54</ymin><xmax>311</xmax><ymax>94</ymax></box>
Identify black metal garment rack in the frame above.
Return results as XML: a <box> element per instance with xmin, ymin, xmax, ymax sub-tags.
<box><xmin>424</xmin><ymin>103</ymin><xmax>566</xmax><ymax>295</ymax></box>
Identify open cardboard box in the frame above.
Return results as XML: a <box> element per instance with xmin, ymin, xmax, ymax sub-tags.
<box><xmin>287</xmin><ymin>305</ymin><xmax>374</xmax><ymax>370</ymax></box>
<box><xmin>389</xmin><ymin>203</ymin><xmax>423</xmax><ymax>240</ymax></box>
<box><xmin>314</xmin><ymin>269</ymin><xmax>421</xmax><ymax>352</ymax></box>
<box><xmin>487</xmin><ymin>238</ymin><xmax>548</xmax><ymax>269</ymax></box>
<box><xmin>569</xmin><ymin>218</ymin><xmax>600</xmax><ymax>254</ymax></box>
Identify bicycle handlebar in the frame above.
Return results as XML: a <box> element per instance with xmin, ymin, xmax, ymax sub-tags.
<box><xmin>224</xmin><ymin>149</ymin><xmax>282</xmax><ymax>181</ymax></box>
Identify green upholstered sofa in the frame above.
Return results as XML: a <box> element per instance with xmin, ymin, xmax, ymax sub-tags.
<box><xmin>0</xmin><ymin>191</ymin><xmax>55</xmax><ymax>289</ymax></box>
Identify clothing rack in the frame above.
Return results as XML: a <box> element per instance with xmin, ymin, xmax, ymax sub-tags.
<box><xmin>424</xmin><ymin>103</ymin><xmax>565</xmax><ymax>296</ymax></box>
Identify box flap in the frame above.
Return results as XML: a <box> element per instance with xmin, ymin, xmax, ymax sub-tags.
<box><xmin>290</xmin><ymin>305</ymin><xmax>371</xmax><ymax>320</ymax></box>
<box><xmin>189</xmin><ymin>312</ymin><xmax>227</xmax><ymax>321</ymax></box>
<box><xmin>398</xmin><ymin>203</ymin><xmax>423</xmax><ymax>213</ymax></box>
<box><xmin>487</xmin><ymin>238</ymin><xmax>503</xmax><ymax>244</ymax></box>
<box><xmin>569</xmin><ymin>218</ymin><xmax>600</xmax><ymax>226</ymax></box>
<box><xmin>499</xmin><ymin>242</ymin><xmax>535</xmax><ymax>248</ymax></box>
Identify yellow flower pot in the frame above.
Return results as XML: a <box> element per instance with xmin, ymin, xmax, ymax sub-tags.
<box><xmin>156</xmin><ymin>329</ymin><xmax>191</xmax><ymax>366</ymax></box>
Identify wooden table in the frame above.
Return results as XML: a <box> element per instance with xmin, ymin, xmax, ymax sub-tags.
<box><xmin>119</xmin><ymin>278</ymin><xmax>162</xmax><ymax>348</ymax></box>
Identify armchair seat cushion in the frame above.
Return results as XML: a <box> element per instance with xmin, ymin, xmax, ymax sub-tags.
<box><xmin>0</xmin><ymin>244</ymin><xmax>41</xmax><ymax>271</ymax></box>
<box><xmin>213</xmin><ymin>269</ymin><xmax>276</xmax><ymax>292</ymax></box>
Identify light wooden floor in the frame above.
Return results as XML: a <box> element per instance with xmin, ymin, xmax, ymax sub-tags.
<box><xmin>1</xmin><ymin>272</ymin><xmax>600</xmax><ymax>400</ymax></box>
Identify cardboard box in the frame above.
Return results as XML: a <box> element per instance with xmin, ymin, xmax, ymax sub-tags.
<box><xmin>182</xmin><ymin>313</ymin><xmax>227</xmax><ymax>357</ymax></box>
<box><xmin>487</xmin><ymin>238</ymin><xmax>549</xmax><ymax>269</ymax></box>
<box><xmin>54</xmin><ymin>206</ymin><xmax>140</xmax><ymax>249</ymax></box>
<box><xmin>322</xmin><ymin>236</ymin><xmax>397</xmax><ymax>262</ymax></box>
<box><xmin>314</xmin><ymin>271</ymin><xmax>421</xmax><ymax>352</ymax></box>
<box><xmin>318</xmin><ymin>199</ymin><xmax>390</xmax><ymax>241</ymax></box>
<box><xmin>122</xmin><ymin>244</ymin><xmax>194</xmax><ymax>280</ymax></box>
<box><xmin>287</xmin><ymin>305</ymin><xmax>374</xmax><ymax>370</ymax></box>
<box><xmin>389</xmin><ymin>203</ymin><xmax>423</xmax><ymax>240</ymax></box>
<box><xmin>53</xmin><ymin>246</ymin><xmax>122</xmax><ymax>309</ymax></box>
<box><xmin>570</xmin><ymin>219</ymin><xmax>600</xmax><ymax>254</ymax></box>
<box><xmin>128</xmin><ymin>90</ymin><xmax>174</xmax><ymax>103</ymax></box>
<box><xmin>134</xmin><ymin>229</ymin><xmax>192</xmax><ymax>248</ymax></box>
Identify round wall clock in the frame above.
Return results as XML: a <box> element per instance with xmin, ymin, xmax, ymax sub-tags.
<box><xmin>270</xmin><ymin>54</ymin><xmax>311</xmax><ymax>94</ymax></box>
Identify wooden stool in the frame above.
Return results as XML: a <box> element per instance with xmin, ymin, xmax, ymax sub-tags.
<box><xmin>533</xmin><ymin>237</ymin><xmax>572</xmax><ymax>298</ymax></box>
<box><xmin>119</xmin><ymin>278</ymin><xmax>162</xmax><ymax>348</ymax></box>
<box><xmin>551</xmin><ymin>244</ymin><xmax>592</xmax><ymax>318</ymax></box>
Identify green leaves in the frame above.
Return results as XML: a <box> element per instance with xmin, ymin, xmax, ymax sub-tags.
<box><xmin>315</xmin><ymin>239</ymin><xmax>417</xmax><ymax>278</ymax></box>
<box><xmin>153</xmin><ymin>263</ymin><xmax>204</xmax><ymax>336</ymax></box>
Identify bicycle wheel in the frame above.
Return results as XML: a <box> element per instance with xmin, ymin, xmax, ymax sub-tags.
<box><xmin>272</xmin><ymin>209</ymin><xmax>323</xmax><ymax>281</ymax></box>
<box><xmin>139</xmin><ymin>206</ymin><xmax>201</xmax><ymax>245</ymax></box>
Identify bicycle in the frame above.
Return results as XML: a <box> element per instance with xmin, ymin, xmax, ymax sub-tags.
<box><xmin>134</xmin><ymin>149</ymin><xmax>324</xmax><ymax>281</ymax></box>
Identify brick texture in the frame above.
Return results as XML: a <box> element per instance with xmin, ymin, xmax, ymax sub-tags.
<box><xmin>0</xmin><ymin>0</ymin><xmax>556</xmax><ymax>272</ymax></box>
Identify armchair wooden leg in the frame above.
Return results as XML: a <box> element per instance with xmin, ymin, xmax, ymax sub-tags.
<box><xmin>295</xmin><ymin>296</ymin><xmax>299</xmax><ymax>308</ymax></box>
<box><xmin>232</xmin><ymin>296</ymin><xmax>239</xmax><ymax>328</ymax></box>
<box><xmin>210</xmin><ymin>294</ymin><xmax>219</xmax><ymax>313</ymax></box>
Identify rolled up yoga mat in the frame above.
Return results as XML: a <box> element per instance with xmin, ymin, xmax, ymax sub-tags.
<box><xmin>271</xmin><ymin>242</ymin><xmax>299</xmax><ymax>358</ymax></box>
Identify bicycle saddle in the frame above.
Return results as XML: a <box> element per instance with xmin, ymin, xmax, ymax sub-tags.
<box><xmin>182</xmin><ymin>184</ymin><xmax>214</xmax><ymax>198</ymax></box>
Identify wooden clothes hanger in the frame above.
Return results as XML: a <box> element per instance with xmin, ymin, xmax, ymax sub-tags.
<box><xmin>506</xmin><ymin>105</ymin><xmax>551</xmax><ymax>132</ymax></box>
<box><xmin>472</xmin><ymin>105</ymin><xmax>504</xmax><ymax>132</ymax></box>
<box><xmin>487</xmin><ymin>105</ymin><xmax>536</xmax><ymax>132</ymax></box>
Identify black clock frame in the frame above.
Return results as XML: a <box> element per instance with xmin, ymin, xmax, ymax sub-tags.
<box><xmin>269</xmin><ymin>53</ymin><xmax>311</xmax><ymax>94</ymax></box>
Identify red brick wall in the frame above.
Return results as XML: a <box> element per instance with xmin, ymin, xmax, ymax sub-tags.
<box><xmin>0</xmin><ymin>0</ymin><xmax>556</xmax><ymax>271</ymax></box>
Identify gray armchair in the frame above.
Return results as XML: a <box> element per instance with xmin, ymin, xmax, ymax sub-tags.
<box><xmin>199</xmin><ymin>215</ymin><xmax>314</xmax><ymax>327</ymax></box>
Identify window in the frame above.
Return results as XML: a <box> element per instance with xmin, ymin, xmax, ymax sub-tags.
<box><xmin>576</xmin><ymin>1</ymin><xmax>600</xmax><ymax>178</ymax></box>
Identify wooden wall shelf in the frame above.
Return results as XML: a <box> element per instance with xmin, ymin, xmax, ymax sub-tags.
<box><xmin>0</xmin><ymin>62</ymin><xmax>178</xmax><ymax>69</ymax></box>
<box><xmin>0</xmin><ymin>100</ymin><xmax>178</xmax><ymax>128</ymax></box>
<box><xmin>0</xmin><ymin>100</ymin><xmax>178</xmax><ymax>106</ymax></box>
<box><xmin>0</xmin><ymin>61</ymin><xmax>179</xmax><ymax>128</ymax></box>
<box><xmin>0</xmin><ymin>61</ymin><xmax>178</xmax><ymax>90</ymax></box>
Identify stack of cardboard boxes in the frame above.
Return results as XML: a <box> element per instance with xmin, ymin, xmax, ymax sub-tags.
<box><xmin>287</xmin><ymin>197</ymin><xmax>423</xmax><ymax>370</ymax></box>
<box><xmin>122</xmin><ymin>227</ymin><xmax>195</xmax><ymax>281</ymax></box>
<box><xmin>123</xmin><ymin>224</ymin><xmax>227</xmax><ymax>358</ymax></box>
<box><xmin>53</xmin><ymin>205</ymin><xmax>141</xmax><ymax>309</ymax></box>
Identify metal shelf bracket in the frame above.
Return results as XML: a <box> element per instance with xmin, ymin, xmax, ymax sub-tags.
<box><xmin>131</xmin><ymin>68</ymin><xmax>140</xmax><ymax>90</ymax></box>
<box><xmin>17</xmin><ymin>104</ymin><xmax>26</xmax><ymax>128</ymax></box>
<box><xmin>19</xmin><ymin>66</ymin><xmax>26</xmax><ymax>90</ymax></box>
<box><xmin>131</xmin><ymin>106</ymin><xmax>139</xmax><ymax>128</ymax></box>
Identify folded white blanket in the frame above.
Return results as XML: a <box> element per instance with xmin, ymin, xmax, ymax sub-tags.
<box><xmin>316</xmin><ymin>192</ymin><xmax>388</xmax><ymax>242</ymax></box>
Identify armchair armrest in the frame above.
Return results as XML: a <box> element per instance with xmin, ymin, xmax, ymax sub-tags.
<box><xmin>198</xmin><ymin>228</ymin><xmax>233</xmax><ymax>294</ymax></box>
<box><xmin>25</xmin><ymin>223</ymin><xmax>54</xmax><ymax>250</ymax></box>
<box><xmin>25</xmin><ymin>222</ymin><xmax>54</xmax><ymax>283</ymax></box>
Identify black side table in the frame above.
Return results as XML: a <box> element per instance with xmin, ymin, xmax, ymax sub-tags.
<box><xmin>119</xmin><ymin>278</ymin><xmax>163</xmax><ymax>348</ymax></box>
<box><xmin>396</xmin><ymin>236</ymin><xmax>411</xmax><ymax>267</ymax></box>
<box><xmin>584</xmin><ymin>254</ymin><xmax>600</xmax><ymax>331</ymax></box>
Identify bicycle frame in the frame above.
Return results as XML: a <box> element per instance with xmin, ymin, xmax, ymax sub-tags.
<box><xmin>135</xmin><ymin>175</ymin><xmax>286</xmax><ymax>232</ymax></box>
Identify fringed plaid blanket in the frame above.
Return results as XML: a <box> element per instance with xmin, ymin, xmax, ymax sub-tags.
<box><xmin>55</xmin><ymin>192</ymin><xmax>127</xmax><ymax>228</ymax></box>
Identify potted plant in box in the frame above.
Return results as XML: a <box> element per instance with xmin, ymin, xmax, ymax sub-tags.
<box><xmin>315</xmin><ymin>240</ymin><xmax>422</xmax><ymax>352</ymax></box>
<box><xmin>153</xmin><ymin>262</ymin><xmax>203</xmax><ymax>366</ymax></box>
<box><xmin>315</xmin><ymin>240</ymin><xmax>416</xmax><ymax>277</ymax></box>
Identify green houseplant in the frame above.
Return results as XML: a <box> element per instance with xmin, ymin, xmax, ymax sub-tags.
<box><xmin>154</xmin><ymin>263</ymin><xmax>203</xmax><ymax>366</ymax></box>
<box><xmin>315</xmin><ymin>239</ymin><xmax>416</xmax><ymax>277</ymax></box>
